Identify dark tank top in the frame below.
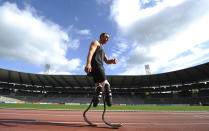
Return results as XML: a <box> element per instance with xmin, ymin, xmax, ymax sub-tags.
<box><xmin>91</xmin><ymin>43</ymin><xmax>105</xmax><ymax>69</ymax></box>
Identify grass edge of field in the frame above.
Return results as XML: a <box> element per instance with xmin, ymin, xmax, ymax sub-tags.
<box><xmin>0</xmin><ymin>103</ymin><xmax>209</xmax><ymax>111</ymax></box>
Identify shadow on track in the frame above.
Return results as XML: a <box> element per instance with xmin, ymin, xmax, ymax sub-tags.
<box><xmin>0</xmin><ymin>119</ymin><xmax>119</xmax><ymax>129</ymax></box>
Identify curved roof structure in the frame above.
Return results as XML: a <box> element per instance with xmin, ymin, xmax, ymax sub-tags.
<box><xmin>0</xmin><ymin>62</ymin><xmax>209</xmax><ymax>89</ymax></box>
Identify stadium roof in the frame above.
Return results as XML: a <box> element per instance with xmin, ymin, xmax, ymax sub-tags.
<box><xmin>0</xmin><ymin>62</ymin><xmax>209</xmax><ymax>89</ymax></box>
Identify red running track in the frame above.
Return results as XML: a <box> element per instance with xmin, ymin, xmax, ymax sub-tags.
<box><xmin>0</xmin><ymin>109</ymin><xmax>209</xmax><ymax>131</ymax></box>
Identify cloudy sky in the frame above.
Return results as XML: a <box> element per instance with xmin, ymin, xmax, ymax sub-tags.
<box><xmin>0</xmin><ymin>0</ymin><xmax>209</xmax><ymax>75</ymax></box>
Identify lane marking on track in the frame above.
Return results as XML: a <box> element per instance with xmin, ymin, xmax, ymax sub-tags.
<box><xmin>0</xmin><ymin>119</ymin><xmax>209</xmax><ymax>126</ymax></box>
<box><xmin>1</xmin><ymin>112</ymin><xmax>209</xmax><ymax>119</ymax></box>
<box><xmin>0</xmin><ymin>113</ymin><xmax>81</xmax><ymax>117</ymax></box>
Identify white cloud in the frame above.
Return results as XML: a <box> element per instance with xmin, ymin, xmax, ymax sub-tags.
<box><xmin>68</xmin><ymin>38</ymin><xmax>80</xmax><ymax>49</ymax></box>
<box><xmin>40</xmin><ymin>70</ymin><xmax>70</xmax><ymax>75</ymax></box>
<box><xmin>111</xmin><ymin>42</ymin><xmax>128</xmax><ymax>58</ymax></box>
<box><xmin>0</xmin><ymin>2</ymin><xmax>81</xmax><ymax>74</ymax></box>
<box><xmin>119</xmin><ymin>65</ymin><xmax>145</xmax><ymax>75</ymax></box>
<box><xmin>142</xmin><ymin>0</ymin><xmax>151</xmax><ymax>4</ymax></box>
<box><xmin>96</xmin><ymin>0</ymin><xmax>111</xmax><ymax>5</ymax></box>
<box><xmin>127</xmin><ymin>45</ymin><xmax>155</xmax><ymax>65</ymax></box>
<box><xmin>66</xmin><ymin>25</ymin><xmax>92</xmax><ymax>40</ymax></box>
<box><xmin>110</xmin><ymin>0</ymin><xmax>209</xmax><ymax>75</ymax></box>
<box><xmin>76</xmin><ymin>29</ymin><xmax>91</xmax><ymax>36</ymax></box>
<box><xmin>110</xmin><ymin>0</ymin><xmax>141</xmax><ymax>27</ymax></box>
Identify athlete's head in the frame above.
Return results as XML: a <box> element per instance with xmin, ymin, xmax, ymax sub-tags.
<box><xmin>99</xmin><ymin>33</ymin><xmax>109</xmax><ymax>44</ymax></box>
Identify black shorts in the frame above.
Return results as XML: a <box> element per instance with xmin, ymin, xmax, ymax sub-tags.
<box><xmin>88</xmin><ymin>67</ymin><xmax>106</xmax><ymax>83</ymax></box>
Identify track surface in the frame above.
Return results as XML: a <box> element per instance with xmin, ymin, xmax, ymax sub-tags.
<box><xmin>0</xmin><ymin>109</ymin><xmax>209</xmax><ymax>131</ymax></box>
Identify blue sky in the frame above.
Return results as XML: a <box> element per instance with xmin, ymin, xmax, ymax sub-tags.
<box><xmin>0</xmin><ymin>0</ymin><xmax>209</xmax><ymax>75</ymax></box>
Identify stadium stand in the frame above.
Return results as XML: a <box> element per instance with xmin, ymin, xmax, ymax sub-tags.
<box><xmin>0</xmin><ymin>62</ymin><xmax>209</xmax><ymax>105</ymax></box>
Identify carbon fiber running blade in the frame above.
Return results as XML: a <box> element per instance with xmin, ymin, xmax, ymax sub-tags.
<box><xmin>102</xmin><ymin>94</ymin><xmax>122</xmax><ymax>128</ymax></box>
<box><xmin>102</xmin><ymin>119</ymin><xmax>122</xmax><ymax>128</ymax></box>
<box><xmin>83</xmin><ymin>114</ymin><xmax>97</xmax><ymax>126</ymax></box>
<box><xmin>83</xmin><ymin>98</ymin><xmax>97</xmax><ymax>126</ymax></box>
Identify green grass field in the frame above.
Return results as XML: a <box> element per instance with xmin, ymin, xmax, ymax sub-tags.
<box><xmin>0</xmin><ymin>103</ymin><xmax>209</xmax><ymax>111</ymax></box>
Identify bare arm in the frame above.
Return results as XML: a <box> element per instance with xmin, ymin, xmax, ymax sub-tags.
<box><xmin>104</xmin><ymin>55</ymin><xmax>117</xmax><ymax>64</ymax></box>
<box><xmin>84</xmin><ymin>40</ymin><xmax>99</xmax><ymax>73</ymax></box>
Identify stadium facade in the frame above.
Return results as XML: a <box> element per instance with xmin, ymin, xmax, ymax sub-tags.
<box><xmin>0</xmin><ymin>62</ymin><xmax>209</xmax><ymax>105</ymax></box>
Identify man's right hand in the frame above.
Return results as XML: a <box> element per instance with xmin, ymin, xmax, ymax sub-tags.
<box><xmin>84</xmin><ymin>64</ymin><xmax>92</xmax><ymax>74</ymax></box>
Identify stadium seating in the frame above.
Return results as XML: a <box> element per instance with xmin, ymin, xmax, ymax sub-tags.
<box><xmin>1</xmin><ymin>82</ymin><xmax>209</xmax><ymax>105</ymax></box>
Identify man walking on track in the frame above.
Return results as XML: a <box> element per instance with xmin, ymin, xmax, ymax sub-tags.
<box><xmin>84</xmin><ymin>33</ymin><xmax>117</xmax><ymax>107</ymax></box>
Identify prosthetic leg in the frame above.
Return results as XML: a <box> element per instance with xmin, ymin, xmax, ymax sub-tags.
<box><xmin>83</xmin><ymin>97</ymin><xmax>97</xmax><ymax>126</ymax></box>
<box><xmin>83</xmin><ymin>93</ymin><xmax>122</xmax><ymax>127</ymax></box>
<box><xmin>102</xmin><ymin>93</ymin><xmax>122</xmax><ymax>128</ymax></box>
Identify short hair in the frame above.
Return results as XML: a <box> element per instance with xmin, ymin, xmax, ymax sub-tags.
<box><xmin>100</xmin><ymin>33</ymin><xmax>109</xmax><ymax>39</ymax></box>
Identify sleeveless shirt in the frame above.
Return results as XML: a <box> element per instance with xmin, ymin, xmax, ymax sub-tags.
<box><xmin>91</xmin><ymin>43</ymin><xmax>105</xmax><ymax>69</ymax></box>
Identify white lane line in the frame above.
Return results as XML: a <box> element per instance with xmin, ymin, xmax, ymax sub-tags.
<box><xmin>0</xmin><ymin>119</ymin><xmax>209</xmax><ymax>126</ymax></box>
<box><xmin>1</xmin><ymin>112</ymin><xmax>209</xmax><ymax>120</ymax></box>
<box><xmin>0</xmin><ymin>113</ymin><xmax>81</xmax><ymax>117</ymax></box>
<box><xmin>0</xmin><ymin>113</ymin><xmax>139</xmax><ymax>117</ymax></box>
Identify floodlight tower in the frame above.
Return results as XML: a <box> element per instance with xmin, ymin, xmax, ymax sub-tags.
<box><xmin>44</xmin><ymin>64</ymin><xmax>50</xmax><ymax>74</ymax></box>
<box><xmin>145</xmin><ymin>64</ymin><xmax>151</xmax><ymax>75</ymax></box>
